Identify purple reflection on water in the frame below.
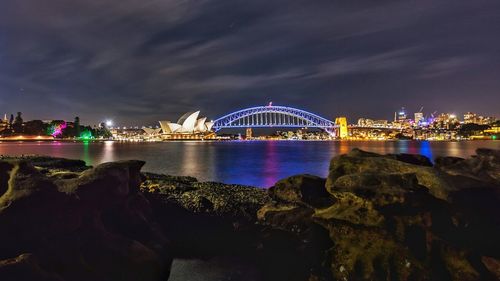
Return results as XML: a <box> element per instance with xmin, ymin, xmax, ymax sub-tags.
<box><xmin>263</xmin><ymin>141</ymin><xmax>279</xmax><ymax>188</ymax></box>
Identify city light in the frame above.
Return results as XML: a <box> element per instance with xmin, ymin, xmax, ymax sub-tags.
<box><xmin>106</xmin><ymin>120</ymin><xmax>113</xmax><ymax>127</ymax></box>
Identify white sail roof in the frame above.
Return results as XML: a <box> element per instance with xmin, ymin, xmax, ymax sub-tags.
<box><xmin>205</xmin><ymin>121</ymin><xmax>214</xmax><ymax>131</ymax></box>
<box><xmin>159</xmin><ymin>111</ymin><xmax>213</xmax><ymax>134</ymax></box>
<box><xmin>159</xmin><ymin>121</ymin><xmax>172</xmax><ymax>134</ymax></box>
<box><xmin>179</xmin><ymin>111</ymin><xmax>200</xmax><ymax>132</ymax></box>
<box><xmin>195</xmin><ymin>117</ymin><xmax>207</xmax><ymax>132</ymax></box>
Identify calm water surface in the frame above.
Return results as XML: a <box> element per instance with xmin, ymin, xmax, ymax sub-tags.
<box><xmin>0</xmin><ymin>140</ymin><xmax>498</xmax><ymax>187</ymax></box>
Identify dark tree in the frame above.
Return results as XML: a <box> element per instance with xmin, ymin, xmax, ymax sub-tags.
<box><xmin>24</xmin><ymin>120</ymin><xmax>47</xmax><ymax>135</ymax></box>
<box><xmin>9</xmin><ymin>114</ymin><xmax>14</xmax><ymax>129</ymax></box>
<box><xmin>12</xmin><ymin>112</ymin><xmax>23</xmax><ymax>133</ymax></box>
<box><xmin>74</xmin><ymin>116</ymin><xmax>81</xmax><ymax>138</ymax></box>
<box><xmin>458</xmin><ymin>123</ymin><xmax>490</xmax><ymax>137</ymax></box>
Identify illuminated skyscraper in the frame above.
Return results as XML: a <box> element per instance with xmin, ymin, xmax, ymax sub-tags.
<box><xmin>398</xmin><ymin>107</ymin><xmax>407</xmax><ymax>122</ymax></box>
<box><xmin>414</xmin><ymin>112</ymin><xmax>424</xmax><ymax>125</ymax></box>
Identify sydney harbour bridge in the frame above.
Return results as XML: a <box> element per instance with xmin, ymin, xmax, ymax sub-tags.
<box><xmin>212</xmin><ymin>104</ymin><xmax>342</xmax><ymax>136</ymax></box>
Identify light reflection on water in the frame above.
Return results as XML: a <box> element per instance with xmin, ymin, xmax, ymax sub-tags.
<box><xmin>0</xmin><ymin>140</ymin><xmax>498</xmax><ymax>187</ymax></box>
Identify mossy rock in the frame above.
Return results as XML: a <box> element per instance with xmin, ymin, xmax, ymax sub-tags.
<box><xmin>326</xmin><ymin>149</ymin><xmax>453</xmax><ymax>200</ymax></box>
<box><xmin>313</xmin><ymin>192</ymin><xmax>384</xmax><ymax>227</ymax></box>
<box><xmin>269</xmin><ymin>174</ymin><xmax>330</xmax><ymax>207</ymax></box>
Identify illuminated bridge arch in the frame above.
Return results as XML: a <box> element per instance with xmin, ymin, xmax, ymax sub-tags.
<box><xmin>212</xmin><ymin>105</ymin><xmax>336</xmax><ymax>134</ymax></box>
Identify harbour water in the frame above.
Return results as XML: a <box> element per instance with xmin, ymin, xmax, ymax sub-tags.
<box><xmin>0</xmin><ymin>140</ymin><xmax>498</xmax><ymax>187</ymax></box>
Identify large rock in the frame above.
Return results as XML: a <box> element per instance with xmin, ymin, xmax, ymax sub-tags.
<box><xmin>262</xmin><ymin>149</ymin><xmax>500</xmax><ymax>281</ymax></box>
<box><xmin>326</xmin><ymin>148</ymin><xmax>454</xmax><ymax>199</ymax></box>
<box><xmin>268</xmin><ymin>174</ymin><xmax>330</xmax><ymax>207</ymax></box>
<box><xmin>435</xmin><ymin>148</ymin><xmax>500</xmax><ymax>185</ymax></box>
<box><xmin>0</xmin><ymin>159</ymin><xmax>171</xmax><ymax>281</ymax></box>
<box><xmin>331</xmin><ymin>172</ymin><xmax>421</xmax><ymax>205</ymax></box>
<box><xmin>0</xmin><ymin>160</ymin><xmax>80</xmax><ymax>257</ymax></box>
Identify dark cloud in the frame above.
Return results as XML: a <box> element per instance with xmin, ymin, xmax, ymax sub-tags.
<box><xmin>0</xmin><ymin>0</ymin><xmax>499</xmax><ymax>125</ymax></box>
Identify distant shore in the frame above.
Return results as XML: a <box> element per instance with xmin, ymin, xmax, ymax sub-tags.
<box><xmin>0</xmin><ymin>138</ymin><xmax>497</xmax><ymax>143</ymax></box>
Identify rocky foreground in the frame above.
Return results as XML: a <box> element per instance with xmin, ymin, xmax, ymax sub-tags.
<box><xmin>0</xmin><ymin>149</ymin><xmax>499</xmax><ymax>281</ymax></box>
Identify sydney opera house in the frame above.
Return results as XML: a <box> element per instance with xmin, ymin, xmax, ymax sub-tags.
<box><xmin>159</xmin><ymin>111</ymin><xmax>216</xmax><ymax>140</ymax></box>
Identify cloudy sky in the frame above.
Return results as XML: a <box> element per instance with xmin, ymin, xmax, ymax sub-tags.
<box><xmin>0</xmin><ymin>0</ymin><xmax>499</xmax><ymax>125</ymax></box>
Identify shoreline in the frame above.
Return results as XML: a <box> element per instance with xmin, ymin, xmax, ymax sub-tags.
<box><xmin>0</xmin><ymin>138</ymin><xmax>497</xmax><ymax>143</ymax></box>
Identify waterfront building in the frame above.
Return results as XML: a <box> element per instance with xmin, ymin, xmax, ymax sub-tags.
<box><xmin>432</xmin><ymin>113</ymin><xmax>459</xmax><ymax>130</ymax></box>
<box><xmin>464</xmin><ymin>112</ymin><xmax>478</xmax><ymax>124</ymax></box>
<box><xmin>296</xmin><ymin>129</ymin><xmax>304</xmax><ymax>139</ymax></box>
<box><xmin>110</xmin><ymin>128</ymin><xmax>146</xmax><ymax>141</ymax></box>
<box><xmin>159</xmin><ymin>111</ymin><xmax>213</xmax><ymax>134</ymax></box>
<box><xmin>159</xmin><ymin>111</ymin><xmax>216</xmax><ymax>140</ymax></box>
<box><xmin>357</xmin><ymin>118</ymin><xmax>388</xmax><ymax>128</ymax></box>
<box><xmin>373</xmin><ymin>120</ymin><xmax>389</xmax><ymax>128</ymax></box>
<box><xmin>357</xmin><ymin>118</ymin><xmax>373</xmax><ymax>127</ymax></box>
<box><xmin>245</xmin><ymin>128</ymin><xmax>253</xmax><ymax>139</ymax></box>
<box><xmin>357</xmin><ymin>118</ymin><xmax>365</xmax><ymax>127</ymax></box>
<box><xmin>464</xmin><ymin>112</ymin><xmax>497</xmax><ymax>125</ymax></box>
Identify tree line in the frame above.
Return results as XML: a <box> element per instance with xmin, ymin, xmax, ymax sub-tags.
<box><xmin>1</xmin><ymin>113</ymin><xmax>112</xmax><ymax>139</ymax></box>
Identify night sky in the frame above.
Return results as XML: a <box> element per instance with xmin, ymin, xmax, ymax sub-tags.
<box><xmin>1</xmin><ymin>0</ymin><xmax>499</xmax><ymax>126</ymax></box>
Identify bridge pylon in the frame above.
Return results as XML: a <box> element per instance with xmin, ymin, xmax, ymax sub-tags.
<box><xmin>335</xmin><ymin>117</ymin><xmax>348</xmax><ymax>139</ymax></box>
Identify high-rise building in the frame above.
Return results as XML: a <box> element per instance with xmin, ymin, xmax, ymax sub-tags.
<box><xmin>464</xmin><ymin>112</ymin><xmax>478</xmax><ymax>124</ymax></box>
<box><xmin>414</xmin><ymin>112</ymin><xmax>424</xmax><ymax>125</ymax></box>
<box><xmin>398</xmin><ymin>107</ymin><xmax>407</xmax><ymax>122</ymax></box>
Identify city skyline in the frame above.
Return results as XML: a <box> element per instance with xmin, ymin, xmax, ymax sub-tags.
<box><xmin>1</xmin><ymin>0</ymin><xmax>500</xmax><ymax>124</ymax></box>
<box><xmin>1</xmin><ymin>105</ymin><xmax>497</xmax><ymax>128</ymax></box>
